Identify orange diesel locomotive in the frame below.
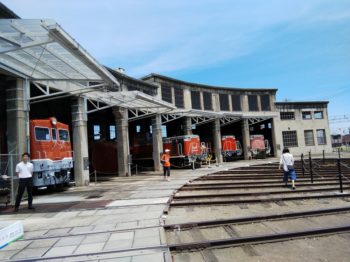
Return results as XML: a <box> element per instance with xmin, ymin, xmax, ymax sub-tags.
<box><xmin>221</xmin><ymin>135</ymin><xmax>242</xmax><ymax>159</ymax></box>
<box><xmin>30</xmin><ymin>118</ymin><xmax>73</xmax><ymax>187</ymax></box>
<box><xmin>163</xmin><ymin>135</ymin><xmax>209</xmax><ymax>167</ymax></box>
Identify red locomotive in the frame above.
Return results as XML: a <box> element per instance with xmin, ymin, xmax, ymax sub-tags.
<box><xmin>221</xmin><ymin>135</ymin><xmax>242</xmax><ymax>159</ymax></box>
<box><xmin>163</xmin><ymin>135</ymin><xmax>207</xmax><ymax>167</ymax></box>
<box><xmin>30</xmin><ymin>117</ymin><xmax>73</xmax><ymax>187</ymax></box>
<box><xmin>250</xmin><ymin>134</ymin><xmax>271</xmax><ymax>158</ymax></box>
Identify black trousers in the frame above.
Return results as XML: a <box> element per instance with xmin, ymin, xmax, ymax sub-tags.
<box><xmin>163</xmin><ymin>166</ymin><xmax>170</xmax><ymax>177</ymax></box>
<box><xmin>15</xmin><ymin>177</ymin><xmax>33</xmax><ymax>208</ymax></box>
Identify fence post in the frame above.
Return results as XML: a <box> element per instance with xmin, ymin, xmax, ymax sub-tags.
<box><xmin>94</xmin><ymin>170</ymin><xmax>97</xmax><ymax>186</ymax></box>
<box><xmin>301</xmin><ymin>153</ymin><xmax>305</xmax><ymax>177</ymax></box>
<box><xmin>9</xmin><ymin>155</ymin><xmax>15</xmax><ymax>206</ymax></box>
<box><xmin>337</xmin><ymin>149</ymin><xmax>343</xmax><ymax>193</ymax></box>
<box><xmin>323</xmin><ymin>150</ymin><xmax>325</xmax><ymax>163</ymax></box>
<box><xmin>309</xmin><ymin>151</ymin><xmax>313</xmax><ymax>183</ymax></box>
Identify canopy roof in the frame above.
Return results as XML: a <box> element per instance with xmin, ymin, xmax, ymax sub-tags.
<box><xmin>0</xmin><ymin>19</ymin><xmax>118</xmax><ymax>86</ymax></box>
<box><xmin>83</xmin><ymin>90</ymin><xmax>176</xmax><ymax>114</ymax></box>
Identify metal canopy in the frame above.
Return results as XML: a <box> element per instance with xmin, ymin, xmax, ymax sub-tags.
<box><xmin>83</xmin><ymin>90</ymin><xmax>175</xmax><ymax>116</ymax></box>
<box><xmin>0</xmin><ymin>19</ymin><xmax>118</xmax><ymax>86</ymax></box>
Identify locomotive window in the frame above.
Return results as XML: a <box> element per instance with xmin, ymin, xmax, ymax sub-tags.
<box><xmin>109</xmin><ymin>125</ymin><xmax>116</xmax><ymax>140</ymax></box>
<box><xmin>59</xmin><ymin>129</ymin><xmax>70</xmax><ymax>141</ymax></box>
<box><xmin>52</xmin><ymin>129</ymin><xmax>57</xmax><ymax>141</ymax></box>
<box><xmin>35</xmin><ymin>127</ymin><xmax>50</xmax><ymax>141</ymax></box>
<box><xmin>136</xmin><ymin>125</ymin><xmax>141</xmax><ymax>133</ymax></box>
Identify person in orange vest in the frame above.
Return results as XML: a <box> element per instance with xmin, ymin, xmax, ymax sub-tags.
<box><xmin>161</xmin><ymin>149</ymin><xmax>171</xmax><ymax>181</ymax></box>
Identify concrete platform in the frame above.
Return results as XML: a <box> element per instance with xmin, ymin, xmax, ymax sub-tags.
<box><xmin>0</xmin><ymin>159</ymin><xmax>276</xmax><ymax>261</ymax></box>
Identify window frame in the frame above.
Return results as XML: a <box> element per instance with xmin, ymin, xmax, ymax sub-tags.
<box><xmin>58</xmin><ymin>129</ymin><xmax>70</xmax><ymax>142</ymax></box>
<box><xmin>304</xmin><ymin>130</ymin><xmax>315</xmax><ymax>146</ymax></box>
<box><xmin>316</xmin><ymin>129</ymin><xmax>327</xmax><ymax>145</ymax></box>
<box><xmin>93</xmin><ymin>124</ymin><xmax>101</xmax><ymax>141</ymax></box>
<box><xmin>282</xmin><ymin>130</ymin><xmax>298</xmax><ymax>147</ymax></box>
<box><xmin>314</xmin><ymin>111</ymin><xmax>324</xmax><ymax>119</ymax></box>
<box><xmin>34</xmin><ymin>126</ymin><xmax>51</xmax><ymax>142</ymax></box>
<box><xmin>302</xmin><ymin>111</ymin><xmax>312</xmax><ymax>120</ymax></box>
<box><xmin>280</xmin><ymin>111</ymin><xmax>295</xmax><ymax>120</ymax></box>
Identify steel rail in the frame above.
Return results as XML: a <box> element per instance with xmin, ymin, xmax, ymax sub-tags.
<box><xmin>173</xmin><ymin>187</ymin><xmax>350</xmax><ymax>199</ymax></box>
<box><xmin>181</xmin><ymin>181</ymin><xmax>350</xmax><ymax>190</ymax></box>
<box><xmin>170</xmin><ymin>193</ymin><xmax>350</xmax><ymax>206</ymax></box>
<box><xmin>168</xmin><ymin>225</ymin><xmax>350</xmax><ymax>251</ymax></box>
<box><xmin>164</xmin><ymin>206</ymin><xmax>350</xmax><ymax>230</ymax></box>
<box><xmin>189</xmin><ymin>178</ymin><xmax>338</xmax><ymax>185</ymax></box>
<box><xmin>196</xmin><ymin>175</ymin><xmax>343</xmax><ymax>180</ymax></box>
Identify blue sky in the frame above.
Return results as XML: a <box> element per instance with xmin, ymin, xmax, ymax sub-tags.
<box><xmin>2</xmin><ymin>0</ymin><xmax>350</xmax><ymax>133</ymax></box>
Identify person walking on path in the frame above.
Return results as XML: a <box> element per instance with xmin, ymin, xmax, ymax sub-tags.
<box><xmin>279</xmin><ymin>148</ymin><xmax>297</xmax><ymax>190</ymax></box>
<box><xmin>161</xmin><ymin>149</ymin><xmax>171</xmax><ymax>181</ymax></box>
<box><xmin>14</xmin><ymin>152</ymin><xmax>35</xmax><ymax>212</ymax></box>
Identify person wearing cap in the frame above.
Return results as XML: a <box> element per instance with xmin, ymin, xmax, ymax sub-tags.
<box><xmin>161</xmin><ymin>149</ymin><xmax>171</xmax><ymax>181</ymax></box>
<box><xmin>14</xmin><ymin>152</ymin><xmax>35</xmax><ymax>212</ymax></box>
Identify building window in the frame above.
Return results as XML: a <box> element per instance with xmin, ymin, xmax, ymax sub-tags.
<box><xmin>304</xmin><ymin>130</ymin><xmax>314</xmax><ymax>146</ymax></box>
<box><xmin>280</xmin><ymin>112</ymin><xmax>295</xmax><ymax>120</ymax></box>
<box><xmin>317</xmin><ymin>129</ymin><xmax>326</xmax><ymax>145</ymax></box>
<box><xmin>161</xmin><ymin>84</ymin><xmax>172</xmax><ymax>103</ymax></box>
<box><xmin>219</xmin><ymin>94</ymin><xmax>229</xmax><ymax>111</ymax></box>
<box><xmin>231</xmin><ymin>95</ymin><xmax>241</xmax><ymax>111</ymax></box>
<box><xmin>203</xmin><ymin>92</ymin><xmax>212</xmax><ymax>110</ymax></box>
<box><xmin>260</xmin><ymin>95</ymin><xmax>270</xmax><ymax>111</ymax></box>
<box><xmin>136</xmin><ymin>125</ymin><xmax>141</xmax><ymax>133</ymax></box>
<box><xmin>161</xmin><ymin>125</ymin><xmax>167</xmax><ymax>137</ymax></box>
<box><xmin>191</xmin><ymin>90</ymin><xmax>201</xmax><ymax>110</ymax></box>
<box><xmin>282</xmin><ymin>131</ymin><xmax>298</xmax><ymax>147</ymax></box>
<box><xmin>109</xmin><ymin>125</ymin><xmax>116</xmax><ymax>140</ymax></box>
<box><xmin>93</xmin><ymin>125</ymin><xmax>100</xmax><ymax>140</ymax></box>
<box><xmin>314</xmin><ymin>111</ymin><xmax>324</xmax><ymax>119</ymax></box>
<box><xmin>174</xmin><ymin>85</ymin><xmax>184</xmax><ymax>108</ymax></box>
<box><xmin>248</xmin><ymin>95</ymin><xmax>259</xmax><ymax>111</ymax></box>
<box><xmin>302</xmin><ymin>111</ymin><xmax>312</xmax><ymax>120</ymax></box>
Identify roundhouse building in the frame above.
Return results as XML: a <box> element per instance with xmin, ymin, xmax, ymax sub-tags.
<box><xmin>0</xmin><ymin>3</ymin><xmax>333</xmax><ymax>198</ymax></box>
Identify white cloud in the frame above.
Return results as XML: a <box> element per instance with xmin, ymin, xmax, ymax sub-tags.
<box><xmin>2</xmin><ymin>0</ymin><xmax>350</xmax><ymax>76</ymax></box>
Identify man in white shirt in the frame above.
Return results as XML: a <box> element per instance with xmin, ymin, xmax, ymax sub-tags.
<box><xmin>14</xmin><ymin>152</ymin><xmax>35</xmax><ymax>212</ymax></box>
<box><xmin>279</xmin><ymin>148</ymin><xmax>297</xmax><ymax>189</ymax></box>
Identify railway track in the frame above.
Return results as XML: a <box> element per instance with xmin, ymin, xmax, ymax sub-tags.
<box><xmin>165</xmin><ymin>160</ymin><xmax>350</xmax><ymax>261</ymax></box>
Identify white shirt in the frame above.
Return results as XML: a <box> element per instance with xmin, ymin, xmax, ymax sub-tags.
<box><xmin>279</xmin><ymin>153</ymin><xmax>294</xmax><ymax>172</ymax></box>
<box><xmin>16</xmin><ymin>161</ymin><xmax>34</xmax><ymax>178</ymax></box>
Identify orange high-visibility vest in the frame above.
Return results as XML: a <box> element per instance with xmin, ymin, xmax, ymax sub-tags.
<box><xmin>161</xmin><ymin>154</ymin><xmax>171</xmax><ymax>167</ymax></box>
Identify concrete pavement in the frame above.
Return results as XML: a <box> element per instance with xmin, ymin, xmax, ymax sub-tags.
<box><xmin>1</xmin><ymin>158</ymin><xmax>278</xmax><ymax>261</ymax></box>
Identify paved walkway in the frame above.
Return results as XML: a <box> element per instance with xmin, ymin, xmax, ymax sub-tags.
<box><xmin>0</xmin><ymin>159</ymin><xmax>277</xmax><ymax>261</ymax></box>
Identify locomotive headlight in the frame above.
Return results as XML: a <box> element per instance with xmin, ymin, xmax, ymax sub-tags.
<box><xmin>50</xmin><ymin>117</ymin><xmax>57</xmax><ymax>125</ymax></box>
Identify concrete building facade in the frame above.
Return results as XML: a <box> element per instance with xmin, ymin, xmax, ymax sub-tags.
<box><xmin>274</xmin><ymin>101</ymin><xmax>332</xmax><ymax>157</ymax></box>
